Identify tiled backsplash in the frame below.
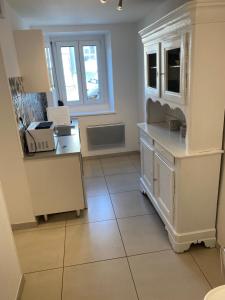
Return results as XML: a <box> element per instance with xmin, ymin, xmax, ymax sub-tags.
<box><xmin>9</xmin><ymin>77</ymin><xmax>48</xmax><ymax>128</ymax></box>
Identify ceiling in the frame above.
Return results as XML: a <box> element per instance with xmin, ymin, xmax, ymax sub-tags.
<box><xmin>7</xmin><ymin>0</ymin><xmax>164</xmax><ymax>26</ymax></box>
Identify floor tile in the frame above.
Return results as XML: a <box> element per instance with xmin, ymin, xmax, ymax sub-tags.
<box><xmin>129</xmin><ymin>250</ymin><xmax>210</xmax><ymax>300</ymax></box>
<box><xmin>84</xmin><ymin>177</ymin><xmax>108</xmax><ymax>197</ymax></box>
<box><xmin>63</xmin><ymin>258</ymin><xmax>138</xmax><ymax>300</ymax></box>
<box><xmin>128</xmin><ymin>154</ymin><xmax>141</xmax><ymax>173</ymax></box>
<box><xmin>66</xmin><ymin>194</ymin><xmax>115</xmax><ymax>225</ymax></box>
<box><xmin>100</xmin><ymin>156</ymin><xmax>136</xmax><ymax>175</ymax></box>
<box><xmin>64</xmin><ymin>220</ymin><xmax>125</xmax><ymax>266</ymax></box>
<box><xmin>105</xmin><ymin>173</ymin><xmax>139</xmax><ymax>194</ymax></box>
<box><xmin>14</xmin><ymin>227</ymin><xmax>65</xmax><ymax>273</ymax></box>
<box><xmin>21</xmin><ymin>269</ymin><xmax>62</xmax><ymax>300</ymax></box>
<box><xmin>190</xmin><ymin>246</ymin><xmax>225</xmax><ymax>287</ymax></box>
<box><xmin>118</xmin><ymin>214</ymin><xmax>170</xmax><ymax>255</ymax></box>
<box><xmin>111</xmin><ymin>190</ymin><xmax>155</xmax><ymax>218</ymax></box>
<box><xmin>83</xmin><ymin>159</ymin><xmax>103</xmax><ymax>178</ymax></box>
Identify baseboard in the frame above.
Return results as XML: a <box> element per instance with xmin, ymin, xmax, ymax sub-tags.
<box><xmin>16</xmin><ymin>275</ymin><xmax>25</xmax><ymax>300</ymax></box>
<box><xmin>12</xmin><ymin>221</ymin><xmax>37</xmax><ymax>231</ymax></box>
<box><xmin>83</xmin><ymin>150</ymin><xmax>140</xmax><ymax>160</ymax></box>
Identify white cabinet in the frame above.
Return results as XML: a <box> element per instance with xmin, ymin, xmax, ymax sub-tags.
<box><xmin>154</xmin><ymin>153</ymin><xmax>174</xmax><ymax>225</ymax></box>
<box><xmin>14</xmin><ymin>30</ymin><xmax>50</xmax><ymax>93</ymax></box>
<box><xmin>25</xmin><ymin>154</ymin><xmax>85</xmax><ymax>217</ymax></box>
<box><xmin>138</xmin><ymin>124</ymin><xmax>222</xmax><ymax>253</ymax></box>
<box><xmin>140</xmin><ymin>137</ymin><xmax>154</xmax><ymax>195</ymax></box>
<box><xmin>144</xmin><ymin>34</ymin><xmax>188</xmax><ymax>106</ymax></box>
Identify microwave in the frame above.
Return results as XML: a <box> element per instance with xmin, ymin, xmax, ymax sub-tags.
<box><xmin>25</xmin><ymin>121</ymin><xmax>55</xmax><ymax>153</ymax></box>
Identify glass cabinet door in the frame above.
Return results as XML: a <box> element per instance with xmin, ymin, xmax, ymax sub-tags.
<box><xmin>161</xmin><ymin>35</ymin><xmax>186</xmax><ymax>104</ymax></box>
<box><xmin>145</xmin><ymin>43</ymin><xmax>160</xmax><ymax>98</ymax></box>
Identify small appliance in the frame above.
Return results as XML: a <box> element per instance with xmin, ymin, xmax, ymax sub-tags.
<box><xmin>25</xmin><ymin>121</ymin><xmax>55</xmax><ymax>153</ymax></box>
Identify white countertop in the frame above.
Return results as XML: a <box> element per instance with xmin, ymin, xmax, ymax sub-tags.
<box><xmin>24</xmin><ymin>120</ymin><xmax>81</xmax><ymax>160</ymax></box>
<box><xmin>138</xmin><ymin>122</ymin><xmax>223</xmax><ymax>158</ymax></box>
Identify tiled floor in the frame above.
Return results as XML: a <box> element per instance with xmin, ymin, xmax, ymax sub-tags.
<box><xmin>14</xmin><ymin>153</ymin><xmax>224</xmax><ymax>300</ymax></box>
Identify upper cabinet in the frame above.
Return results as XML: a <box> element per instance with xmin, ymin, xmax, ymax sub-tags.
<box><xmin>144</xmin><ymin>33</ymin><xmax>187</xmax><ymax>106</ymax></box>
<box><xmin>14</xmin><ymin>30</ymin><xmax>50</xmax><ymax>93</ymax></box>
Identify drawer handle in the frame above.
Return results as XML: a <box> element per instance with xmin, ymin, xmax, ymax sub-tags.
<box><xmin>153</xmin><ymin>178</ymin><xmax>158</xmax><ymax>182</ymax></box>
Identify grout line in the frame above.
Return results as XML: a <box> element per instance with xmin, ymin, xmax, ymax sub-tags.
<box><xmin>24</xmin><ymin>266</ymin><xmax>63</xmax><ymax>275</ymax></box>
<box><xmin>189</xmin><ymin>251</ymin><xmax>213</xmax><ymax>289</ymax></box>
<box><xmin>64</xmin><ymin>256</ymin><xmax>127</xmax><ymax>269</ymax></box>
<box><xmin>104</xmin><ymin>171</ymin><xmax>140</xmax><ymax>300</ymax></box>
<box><xmin>23</xmin><ymin>248</ymin><xmax>172</xmax><ymax>276</ymax></box>
<box><xmin>61</xmin><ymin>224</ymin><xmax>67</xmax><ymax>300</ymax></box>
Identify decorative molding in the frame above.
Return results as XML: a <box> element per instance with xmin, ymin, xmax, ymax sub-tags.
<box><xmin>139</xmin><ymin>0</ymin><xmax>225</xmax><ymax>41</ymax></box>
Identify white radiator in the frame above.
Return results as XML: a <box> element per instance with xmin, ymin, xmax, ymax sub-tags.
<box><xmin>87</xmin><ymin>123</ymin><xmax>125</xmax><ymax>150</ymax></box>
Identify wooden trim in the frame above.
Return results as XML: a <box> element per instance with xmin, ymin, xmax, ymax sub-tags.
<box><xmin>16</xmin><ymin>275</ymin><xmax>25</xmax><ymax>300</ymax></box>
<box><xmin>12</xmin><ymin>221</ymin><xmax>37</xmax><ymax>231</ymax></box>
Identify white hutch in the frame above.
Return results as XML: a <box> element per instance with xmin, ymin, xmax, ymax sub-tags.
<box><xmin>138</xmin><ymin>0</ymin><xmax>225</xmax><ymax>253</ymax></box>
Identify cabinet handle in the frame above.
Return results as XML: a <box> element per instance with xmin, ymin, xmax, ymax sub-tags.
<box><xmin>153</xmin><ymin>178</ymin><xmax>158</xmax><ymax>182</ymax></box>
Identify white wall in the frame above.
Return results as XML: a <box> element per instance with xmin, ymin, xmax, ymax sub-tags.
<box><xmin>136</xmin><ymin>0</ymin><xmax>188</xmax><ymax>123</ymax></box>
<box><xmin>0</xmin><ymin>1</ymin><xmax>35</xmax><ymax>225</ymax></box>
<box><xmin>0</xmin><ymin>46</ymin><xmax>35</xmax><ymax>225</ymax></box>
<box><xmin>0</xmin><ymin>182</ymin><xmax>22</xmax><ymax>300</ymax></box>
<box><xmin>38</xmin><ymin>23</ymin><xmax>139</xmax><ymax>157</ymax></box>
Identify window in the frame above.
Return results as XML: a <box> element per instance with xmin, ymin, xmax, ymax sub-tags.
<box><xmin>52</xmin><ymin>37</ymin><xmax>108</xmax><ymax>108</ymax></box>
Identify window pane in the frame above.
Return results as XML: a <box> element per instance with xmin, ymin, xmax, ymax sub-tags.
<box><xmin>61</xmin><ymin>47</ymin><xmax>79</xmax><ymax>102</ymax></box>
<box><xmin>83</xmin><ymin>45</ymin><xmax>100</xmax><ymax>101</ymax></box>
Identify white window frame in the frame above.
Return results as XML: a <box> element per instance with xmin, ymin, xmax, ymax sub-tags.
<box><xmin>52</xmin><ymin>35</ymin><xmax>108</xmax><ymax>107</ymax></box>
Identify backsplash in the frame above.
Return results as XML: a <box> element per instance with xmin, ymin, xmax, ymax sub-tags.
<box><xmin>9</xmin><ymin>77</ymin><xmax>48</xmax><ymax>128</ymax></box>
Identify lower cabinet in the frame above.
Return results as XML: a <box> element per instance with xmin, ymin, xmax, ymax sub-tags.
<box><xmin>139</xmin><ymin>126</ymin><xmax>221</xmax><ymax>253</ymax></box>
<box><xmin>25</xmin><ymin>154</ymin><xmax>85</xmax><ymax>217</ymax></box>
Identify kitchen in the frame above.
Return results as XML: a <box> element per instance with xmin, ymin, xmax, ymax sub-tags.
<box><xmin>1</xmin><ymin>0</ymin><xmax>225</xmax><ymax>299</ymax></box>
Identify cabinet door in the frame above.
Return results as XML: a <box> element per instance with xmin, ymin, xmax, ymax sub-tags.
<box><xmin>145</xmin><ymin>43</ymin><xmax>161</xmax><ymax>98</ymax></box>
<box><xmin>154</xmin><ymin>153</ymin><xmax>175</xmax><ymax>224</ymax></box>
<box><xmin>14</xmin><ymin>30</ymin><xmax>50</xmax><ymax>93</ymax></box>
<box><xmin>140</xmin><ymin>138</ymin><xmax>154</xmax><ymax>194</ymax></box>
<box><xmin>161</xmin><ymin>34</ymin><xmax>187</xmax><ymax>104</ymax></box>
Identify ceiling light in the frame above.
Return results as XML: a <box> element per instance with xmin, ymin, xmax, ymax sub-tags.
<box><xmin>100</xmin><ymin>0</ymin><xmax>124</xmax><ymax>11</ymax></box>
<box><xmin>117</xmin><ymin>0</ymin><xmax>123</xmax><ymax>11</ymax></box>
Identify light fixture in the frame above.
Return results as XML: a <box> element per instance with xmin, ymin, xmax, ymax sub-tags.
<box><xmin>117</xmin><ymin>0</ymin><xmax>123</xmax><ymax>11</ymax></box>
<box><xmin>100</xmin><ymin>0</ymin><xmax>124</xmax><ymax>11</ymax></box>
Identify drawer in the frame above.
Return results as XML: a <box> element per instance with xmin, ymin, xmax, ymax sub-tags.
<box><xmin>139</xmin><ymin>130</ymin><xmax>153</xmax><ymax>147</ymax></box>
<box><xmin>155</xmin><ymin>142</ymin><xmax>174</xmax><ymax>165</ymax></box>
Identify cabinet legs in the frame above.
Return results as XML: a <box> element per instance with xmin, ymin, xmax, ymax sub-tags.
<box><xmin>76</xmin><ymin>210</ymin><xmax>81</xmax><ymax>217</ymax></box>
<box><xmin>43</xmin><ymin>215</ymin><xmax>48</xmax><ymax>222</ymax></box>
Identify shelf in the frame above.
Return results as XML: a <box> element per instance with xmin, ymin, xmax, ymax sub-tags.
<box><xmin>168</xmin><ymin>65</ymin><xmax>180</xmax><ymax>68</ymax></box>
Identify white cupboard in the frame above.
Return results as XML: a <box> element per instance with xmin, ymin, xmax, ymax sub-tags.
<box><xmin>138</xmin><ymin>123</ymin><xmax>222</xmax><ymax>253</ymax></box>
<box><xmin>139</xmin><ymin>0</ymin><xmax>225</xmax><ymax>253</ymax></box>
<box><xmin>14</xmin><ymin>30</ymin><xmax>50</xmax><ymax>93</ymax></box>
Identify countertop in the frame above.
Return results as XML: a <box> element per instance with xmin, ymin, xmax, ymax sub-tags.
<box><xmin>24</xmin><ymin>120</ymin><xmax>81</xmax><ymax>160</ymax></box>
<box><xmin>138</xmin><ymin>122</ymin><xmax>223</xmax><ymax>158</ymax></box>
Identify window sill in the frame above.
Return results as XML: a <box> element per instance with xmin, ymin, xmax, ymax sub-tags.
<box><xmin>70</xmin><ymin>110</ymin><xmax>116</xmax><ymax>117</ymax></box>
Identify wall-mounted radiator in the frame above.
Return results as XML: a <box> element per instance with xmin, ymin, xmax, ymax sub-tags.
<box><xmin>87</xmin><ymin>123</ymin><xmax>125</xmax><ymax>150</ymax></box>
